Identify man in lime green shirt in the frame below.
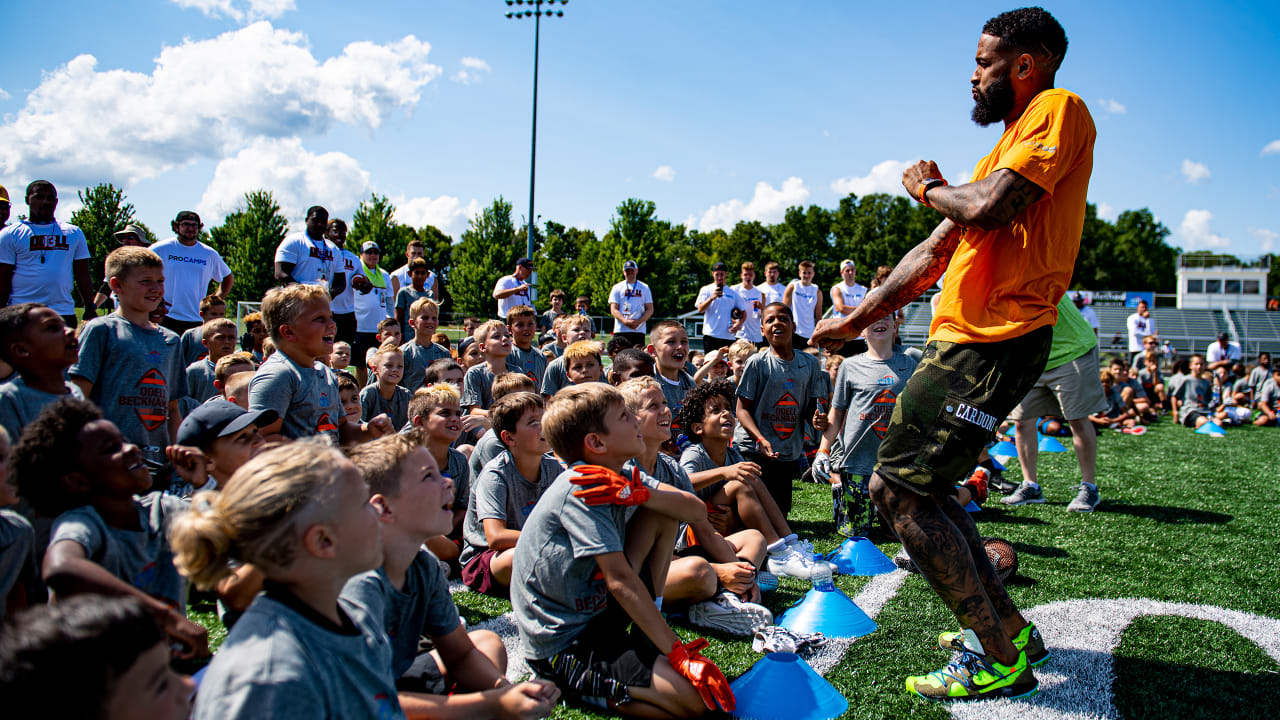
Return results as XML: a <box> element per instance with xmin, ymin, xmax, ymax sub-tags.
<box><xmin>1003</xmin><ymin>292</ymin><xmax>1107</xmax><ymax>512</ymax></box>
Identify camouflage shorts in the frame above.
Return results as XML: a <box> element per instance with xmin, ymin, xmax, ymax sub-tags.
<box><xmin>875</xmin><ymin>325</ymin><xmax>1052</xmax><ymax>495</ymax></box>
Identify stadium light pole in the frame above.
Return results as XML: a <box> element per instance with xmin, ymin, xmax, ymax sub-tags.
<box><xmin>505</xmin><ymin>0</ymin><xmax>567</xmax><ymax>291</ymax></box>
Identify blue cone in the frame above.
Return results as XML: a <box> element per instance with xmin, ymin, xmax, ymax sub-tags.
<box><xmin>731</xmin><ymin>652</ymin><xmax>849</xmax><ymax>720</ymax></box>
<box><xmin>990</xmin><ymin>440</ymin><xmax>1018</xmax><ymax>457</ymax></box>
<box><xmin>1037</xmin><ymin>434</ymin><xmax>1067</xmax><ymax>452</ymax></box>
<box><xmin>778</xmin><ymin>586</ymin><xmax>877</xmax><ymax>639</ymax></box>
<box><xmin>989</xmin><ymin>455</ymin><xmax>1005</xmax><ymax>471</ymax></box>
<box><xmin>1196</xmin><ymin>421</ymin><xmax>1226</xmax><ymax>436</ymax></box>
<box><xmin>1002</xmin><ymin>426</ymin><xmax>1015</xmax><ymax>439</ymax></box>
<box><xmin>965</xmin><ymin>500</ymin><xmax>981</xmax><ymax>513</ymax></box>
<box><xmin>828</xmin><ymin>536</ymin><xmax>896</xmax><ymax>576</ymax></box>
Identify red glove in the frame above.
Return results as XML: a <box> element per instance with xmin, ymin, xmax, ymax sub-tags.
<box><xmin>570</xmin><ymin>465</ymin><xmax>651</xmax><ymax>507</ymax></box>
<box><xmin>666</xmin><ymin>638</ymin><xmax>735</xmax><ymax>711</ymax></box>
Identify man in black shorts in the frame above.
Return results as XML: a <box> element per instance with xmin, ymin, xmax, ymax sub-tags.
<box><xmin>813</xmin><ymin>7</ymin><xmax>1095</xmax><ymax>702</ymax></box>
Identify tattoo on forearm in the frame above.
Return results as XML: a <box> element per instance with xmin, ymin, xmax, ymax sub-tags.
<box><xmin>853</xmin><ymin>220</ymin><xmax>961</xmax><ymax>324</ymax></box>
<box><xmin>930</xmin><ymin>168</ymin><xmax>1044</xmax><ymax>231</ymax></box>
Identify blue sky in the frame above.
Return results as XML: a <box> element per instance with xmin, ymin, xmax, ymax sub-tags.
<box><xmin>1</xmin><ymin>0</ymin><xmax>1277</xmax><ymax>260</ymax></box>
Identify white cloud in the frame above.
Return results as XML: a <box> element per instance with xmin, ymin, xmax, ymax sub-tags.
<box><xmin>197</xmin><ymin>137</ymin><xmax>371</xmax><ymax>228</ymax></box>
<box><xmin>652</xmin><ymin>165</ymin><xmax>675</xmax><ymax>182</ymax></box>
<box><xmin>1098</xmin><ymin>98</ymin><xmax>1126</xmax><ymax>115</ymax></box>
<box><xmin>393</xmin><ymin>195</ymin><xmax>481</xmax><ymax>235</ymax></box>
<box><xmin>0</xmin><ymin>87</ymin><xmax>9</xmax><ymax>101</ymax></box>
<box><xmin>831</xmin><ymin>160</ymin><xmax>911</xmax><ymax>197</ymax></box>
<box><xmin>1251</xmin><ymin>228</ymin><xmax>1278</xmax><ymax>253</ymax></box>
<box><xmin>1181</xmin><ymin>159</ymin><xmax>1211</xmax><ymax>184</ymax></box>
<box><xmin>1263</xmin><ymin>140</ymin><xmax>1280</xmax><ymax>156</ymax></box>
<box><xmin>169</xmin><ymin>0</ymin><xmax>294</xmax><ymax>22</ymax></box>
<box><xmin>451</xmin><ymin>56</ymin><xmax>492</xmax><ymax>84</ymax></box>
<box><xmin>694</xmin><ymin>177</ymin><xmax>809</xmax><ymax>232</ymax></box>
<box><xmin>1096</xmin><ymin>202</ymin><xmax>1118</xmax><ymax>221</ymax></box>
<box><xmin>0</xmin><ymin>22</ymin><xmax>440</xmax><ymax>186</ymax></box>
<box><xmin>1178</xmin><ymin>209</ymin><xmax>1230</xmax><ymax>250</ymax></box>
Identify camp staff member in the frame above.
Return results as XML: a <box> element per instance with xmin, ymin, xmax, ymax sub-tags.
<box><xmin>0</xmin><ymin>180</ymin><xmax>95</xmax><ymax>328</ymax></box>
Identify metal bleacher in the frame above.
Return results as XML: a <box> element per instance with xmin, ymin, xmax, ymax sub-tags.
<box><xmin>1231</xmin><ymin>310</ymin><xmax>1280</xmax><ymax>357</ymax></box>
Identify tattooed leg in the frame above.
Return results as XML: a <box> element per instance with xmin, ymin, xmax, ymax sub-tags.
<box><xmin>937</xmin><ymin>491</ymin><xmax>1028</xmax><ymax>638</ymax></box>
<box><xmin>870</xmin><ymin>472</ymin><xmax>1020</xmax><ymax>665</ymax></box>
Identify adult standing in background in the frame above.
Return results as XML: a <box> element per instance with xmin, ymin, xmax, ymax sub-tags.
<box><xmin>1073</xmin><ymin>292</ymin><xmax>1099</xmax><ymax>337</ymax></box>
<box><xmin>0</xmin><ymin>186</ymin><xmax>9</xmax><ymax>229</ymax></box>
<box><xmin>325</xmin><ymin>219</ymin><xmax>363</xmax><ymax>345</ymax></box>
<box><xmin>759</xmin><ymin>261</ymin><xmax>787</xmax><ymax>306</ymax></box>
<box><xmin>0</xmin><ymin>181</ymin><xmax>95</xmax><ymax>328</ymax></box>
<box><xmin>608</xmin><ymin>260</ymin><xmax>653</xmax><ymax>347</ymax></box>
<box><xmin>352</xmin><ymin>241</ymin><xmax>393</xmax><ymax>385</ymax></box>
<box><xmin>273</xmin><ymin>206</ymin><xmax>346</xmax><ymax>299</ymax></box>
<box><xmin>733</xmin><ymin>261</ymin><xmax>765</xmax><ymax>347</ymax></box>
<box><xmin>493</xmin><ymin>257</ymin><xmax>535</xmax><ymax>319</ymax></box>
<box><xmin>694</xmin><ymin>261</ymin><xmax>747</xmax><ymax>352</ymax></box>
<box><xmin>150</xmin><ymin>211</ymin><xmax>233</xmax><ymax>335</ymax></box>
<box><xmin>1206</xmin><ymin>331</ymin><xmax>1242</xmax><ymax>372</ymax></box>
<box><xmin>829</xmin><ymin>259</ymin><xmax>867</xmax><ymax>320</ymax></box>
<box><xmin>1125</xmin><ymin>299</ymin><xmax>1154</xmax><ymax>366</ymax></box>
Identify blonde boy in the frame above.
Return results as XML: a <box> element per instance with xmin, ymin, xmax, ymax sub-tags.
<box><xmin>360</xmin><ymin>342</ymin><xmax>410</xmax><ymax>429</ymax></box>
<box><xmin>646</xmin><ymin>320</ymin><xmax>697</xmax><ymax>420</ymax></box>
<box><xmin>400</xmin><ymin>297</ymin><xmax>451</xmax><ymax>392</ymax></box>
<box><xmin>69</xmin><ymin>247</ymin><xmax>187</xmax><ymax>451</ymax></box>
<box><xmin>180</xmin><ymin>294</ymin><xmax>228</xmax><ymax>366</ymax></box>
<box><xmin>214</xmin><ymin>353</ymin><xmax>256</xmax><ymax>406</ymax></box>
<box><xmin>540</xmin><ymin>313</ymin><xmax>594</xmax><ymax>396</ymax></box>
<box><xmin>461</xmin><ymin>320</ymin><xmax>512</xmax><ymax>415</ymax></box>
<box><xmin>407</xmin><ymin>384</ymin><xmax>472</xmax><ymax>566</ymax></box>
<box><xmin>512</xmin><ymin>384</ymin><xmax>729</xmax><ymax>716</ymax></box>
<box><xmin>725</xmin><ymin>339</ymin><xmax>756</xmax><ymax>385</ymax></box>
<box><xmin>248</xmin><ymin>284</ymin><xmax>391</xmax><ymax>443</ymax></box>
<box><xmin>564</xmin><ymin>340</ymin><xmax>605</xmax><ymax>386</ymax></box>
<box><xmin>506</xmin><ymin>305</ymin><xmax>548</xmax><ymax>386</ymax></box>
<box><xmin>185</xmin><ymin>318</ymin><xmax>238</xmax><ymax>408</ymax></box>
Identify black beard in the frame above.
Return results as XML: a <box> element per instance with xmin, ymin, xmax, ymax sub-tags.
<box><xmin>971</xmin><ymin>73</ymin><xmax>1015</xmax><ymax>127</ymax></box>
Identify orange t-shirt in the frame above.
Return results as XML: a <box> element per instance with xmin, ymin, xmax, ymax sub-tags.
<box><xmin>930</xmin><ymin>88</ymin><xmax>1096</xmax><ymax>344</ymax></box>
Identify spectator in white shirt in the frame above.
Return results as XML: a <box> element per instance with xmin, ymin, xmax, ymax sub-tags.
<box><xmin>0</xmin><ymin>181</ymin><xmax>95</xmax><ymax>328</ymax></box>
<box><xmin>1206</xmin><ymin>332</ymin><xmax>1242</xmax><ymax>372</ymax></box>
<box><xmin>1126</xmin><ymin>299</ymin><xmax>1154</xmax><ymax>365</ymax></box>
<box><xmin>149</xmin><ymin>211</ymin><xmax>233</xmax><ymax>335</ymax></box>
<box><xmin>273</xmin><ymin>206</ymin><xmax>346</xmax><ymax>298</ymax></box>
<box><xmin>732</xmin><ymin>261</ymin><xmax>766</xmax><ymax>346</ymax></box>
<box><xmin>694</xmin><ymin>261</ymin><xmax>747</xmax><ymax>352</ymax></box>
<box><xmin>607</xmin><ymin>260</ymin><xmax>654</xmax><ymax>347</ymax></box>
<box><xmin>1073</xmin><ymin>292</ymin><xmax>1099</xmax><ymax>337</ymax></box>
<box><xmin>493</xmin><ymin>257</ymin><xmax>535</xmax><ymax>319</ymax></box>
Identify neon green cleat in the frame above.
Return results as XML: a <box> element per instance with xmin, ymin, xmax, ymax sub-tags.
<box><xmin>906</xmin><ymin>647</ymin><xmax>1038</xmax><ymax>701</ymax></box>
<box><xmin>937</xmin><ymin>622</ymin><xmax>1050</xmax><ymax>667</ymax></box>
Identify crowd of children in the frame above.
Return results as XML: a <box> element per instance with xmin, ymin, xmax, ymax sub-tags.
<box><xmin>1</xmin><ymin>243</ymin><xmax>1278</xmax><ymax>719</ymax></box>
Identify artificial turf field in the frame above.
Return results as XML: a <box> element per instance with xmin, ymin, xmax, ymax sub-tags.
<box><xmin>192</xmin><ymin>419</ymin><xmax>1280</xmax><ymax>719</ymax></box>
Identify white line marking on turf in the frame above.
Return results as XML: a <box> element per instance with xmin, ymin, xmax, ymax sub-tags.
<box><xmin>807</xmin><ymin>570</ymin><xmax>908</xmax><ymax>675</ymax></box>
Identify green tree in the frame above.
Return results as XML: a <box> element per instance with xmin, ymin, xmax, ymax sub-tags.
<box><xmin>767</xmin><ymin>206</ymin><xmax>831</xmax><ymax>273</ymax></box>
<box><xmin>829</xmin><ymin>193</ymin><xmax>928</xmax><ymax>286</ymax></box>
<box><xmin>450</xmin><ymin>198</ymin><xmax>518</xmax><ymax>316</ymax></box>
<box><xmin>417</xmin><ymin>224</ymin><xmax>454</xmax><ymax>313</ymax></box>
<box><xmin>69</xmin><ymin>183</ymin><xmax>136</xmax><ymax>288</ymax></box>
<box><xmin>214</xmin><ymin>190</ymin><xmax>288</xmax><ymax>309</ymax></box>
<box><xmin>1110</xmin><ymin>209</ymin><xmax>1177</xmax><ymax>293</ymax></box>
<box><xmin>347</xmin><ymin>193</ymin><xmax>402</xmax><ymax>262</ymax></box>
<box><xmin>535</xmin><ymin>221</ymin><xmax>595</xmax><ymax>311</ymax></box>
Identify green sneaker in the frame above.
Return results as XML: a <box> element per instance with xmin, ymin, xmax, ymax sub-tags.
<box><xmin>906</xmin><ymin>647</ymin><xmax>1038</xmax><ymax>701</ymax></box>
<box><xmin>938</xmin><ymin>623</ymin><xmax>1050</xmax><ymax>667</ymax></box>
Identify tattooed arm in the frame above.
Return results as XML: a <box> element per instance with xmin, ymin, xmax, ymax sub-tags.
<box><xmin>903</xmin><ymin>161</ymin><xmax>1045</xmax><ymax>231</ymax></box>
<box><xmin>810</xmin><ymin>219</ymin><xmax>961</xmax><ymax>348</ymax></box>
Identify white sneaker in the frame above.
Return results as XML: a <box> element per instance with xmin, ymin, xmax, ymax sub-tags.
<box><xmin>786</xmin><ymin>537</ymin><xmax>839</xmax><ymax>576</ymax></box>
<box><xmin>687</xmin><ymin>591</ymin><xmax>773</xmax><ymax>636</ymax></box>
<box><xmin>768</xmin><ymin>547</ymin><xmax>816</xmax><ymax>580</ymax></box>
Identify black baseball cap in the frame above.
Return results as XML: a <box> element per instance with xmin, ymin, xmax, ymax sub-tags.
<box><xmin>176</xmin><ymin>400</ymin><xmax>277</xmax><ymax>449</ymax></box>
<box><xmin>517</xmin><ymin>257</ymin><xmax>535</xmax><ymax>269</ymax></box>
<box><xmin>174</xmin><ymin>210</ymin><xmax>201</xmax><ymax>225</ymax></box>
<box><xmin>711</xmin><ymin>261</ymin><xmax>728</xmax><ymax>272</ymax></box>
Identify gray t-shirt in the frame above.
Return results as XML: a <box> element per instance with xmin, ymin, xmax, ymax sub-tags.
<box><xmin>0</xmin><ymin>509</ymin><xmax>36</xmax><ymax>620</ymax></box>
<box><xmin>832</xmin><ymin>350</ymin><xmax>918</xmax><ymax>477</ymax></box>
<box><xmin>624</xmin><ymin>454</ymin><xmax>695</xmax><ymax>549</ymax></box>
<box><xmin>359</xmin><ymin>383</ymin><xmax>410</xmax><ymax>429</ymax></box>
<box><xmin>460</xmin><ymin>451</ymin><xmax>561</xmax><ymax>564</ymax></box>
<box><xmin>1174</xmin><ymin>375</ymin><xmax>1211</xmax><ymax>423</ymax></box>
<box><xmin>1249</xmin><ymin>366</ymin><xmax>1271</xmax><ymax>398</ymax></box>
<box><xmin>444</xmin><ymin>447</ymin><xmax>471</xmax><ymax>513</ymax></box>
<box><xmin>511</xmin><ymin>466</ymin><xmax>629</xmax><ymax>660</ymax></box>
<box><xmin>507</xmin><ymin>345</ymin><xmax>549</xmax><ymax>387</ymax></box>
<box><xmin>681</xmin><ymin>443</ymin><xmax>744</xmax><ymax>500</ymax></box>
<box><xmin>734</xmin><ymin>348</ymin><xmax>826</xmax><ymax>461</ymax></box>
<box><xmin>48</xmin><ymin>492</ymin><xmax>188</xmax><ymax>609</ymax></box>
<box><xmin>1257</xmin><ymin>378</ymin><xmax>1279</xmax><ymax>408</ymax></box>
<box><xmin>468</xmin><ymin>429</ymin><xmax>505</xmax><ymax>482</ymax></box>
<box><xmin>1118</xmin><ymin>377</ymin><xmax>1147</xmax><ymax>402</ymax></box>
<box><xmin>399</xmin><ymin>340</ymin><xmax>451</xmax><ymax>393</ymax></box>
<box><xmin>180</xmin><ymin>326</ymin><xmax>207</xmax><ymax>368</ymax></box>
<box><xmin>340</xmin><ymin>550</ymin><xmax>461</xmax><ymax>678</ymax></box>
<box><xmin>461</xmin><ymin>364</ymin><xmax>500</xmax><ymax>410</ymax></box>
<box><xmin>69</xmin><ymin>314</ymin><xmax>187</xmax><ymax>451</ymax></box>
<box><xmin>187</xmin><ymin>359</ymin><xmax>218</xmax><ymax>403</ymax></box>
<box><xmin>395</xmin><ymin>287</ymin><xmax>433</xmax><ymax>318</ymax></box>
<box><xmin>657</xmin><ymin>369</ymin><xmax>698</xmax><ymax>423</ymax></box>
<box><xmin>0</xmin><ymin>375</ymin><xmax>83</xmax><ymax>441</ymax></box>
<box><xmin>194</xmin><ymin>591</ymin><xmax>403</xmax><ymax>720</ymax></box>
<box><xmin>539</xmin><ymin>356</ymin><xmax>570</xmax><ymax>397</ymax></box>
<box><xmin>249</xmin><ymin>352</ymin><xmax>343</xmax><ymax>443</ymax></box>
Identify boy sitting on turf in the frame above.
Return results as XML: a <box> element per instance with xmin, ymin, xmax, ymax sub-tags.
<box><xmin>540</xmin><ymin>313</ymin><xmax>595</xmax><ymax>397</ymax></box>
<box><xmin>461</xmin><ymin>320</ymin><xmax>513</xmax><ymax>415</ymax></box>
<box><xmin>507</xmin><ymin>304</ymin><xmax>549</xmax><ymax>386</ymax></box>
<box><xmin>460</xmin><ymin>392</ymin><xmax>562</xmax><ymax>597</ymax></box>
<box><xmin>70</xmin><ymin>247</ymin><xmax>187</xmax><ymax>460</ymax></box>
<box><xmin>361</xmin><ymin>341</ymin><xmax>411</xmax><ymax>429</ymax></box>
<box><xmin>647</xmin><ymin>320</ymin><xmax>697</xmax><ymax>422</ymax></box>
<box><xmin>0</xmin><ymin>303</ymin><xmax>84</xmax><ymax>441</ymax></box>
<box><xmin>180</xmin><ymin>293</ymin><xmax>226</xmax><ymax>367</ymax></box>
<box><xmin>1109</xmin><ymin>356</ymin><xmax>1156</xmax><ymax>424</ymax></box>
<box><xmin>0</xmin><ymin>596</ymin><xmax>195</xmax><ymax>719</ymax></box>
<box><xmin>1254</xmin><ymin>366</ymin><xmax>1280</xmax><ymax>426</ymax></box>
<box><xmin>814</xmin><ymin>307</ymin><xmax>919</xmax><ymax>538</ymax></box>
<box><xmin>467</xmin><ymin>372</ymin><xmax>538</xmax><ymax>478</ymax></box>
<box><xmin>1090</xmin><ymin>370</ymin><xmax>1138</xmax><ymax>430</ymax></box>
<box><xmin>183</xmin><ymin>317</ymin><xmax>238</xmax><ymax>413</ymax></box>
<box><xmin>1138</xmin><ymin>351</ymin><xmax>1166</xmax><ymax>410</ymax></box>
<box><xmin>342</xmin><ymin>434</ymin><xmax>560</xmax><ymax>718</ymax></box>
<box><xmin>19</xmin><ymin>398</ymin><xmax>209</xmax><ymax>660</ymax></box>
<box><xmin>1170</xmin><ymin>354</ymin><xmax>1215</xmax><ymax>429</ymax></box>
<box><xmin>619</xmin><ymin>377</ymin><xmax>771</xmax><ymax>636</ymax></box>
<box><xmin>565</xmin><ymin>340</ymin><xmax>606</xmax><ymax>386</ymax></box>
<box><xmin>406</xmin><ymin>383</ymin><xmax>472</xmax><ymax>570</ymax></box>
<box><xmin>608</xmin><ymin>347</ymin><xmax>657</xmax><ymax>386</ymax></box>
<box><xmin>400</xmin><ymin>297</ymin><xmax>452</xmax><ymax>392</ymax></box>
<box><xmin>513</xmin><ymin>383</ymin><xmax>730</xmax><ymax>717</ymax></box>
<box><xmin>676</xmin><ymin>380</ymin><xmax>824</xmax><ymax>580</ymax></box>
<box><xmin>248</xmin><ymin>284</ymin><xmax>392</xmax><ymax>444</ymax></box>
<box><xmin>734</xmin><ymin>302</ymin><xmax>829</xmax><ymax>517</ymax></box>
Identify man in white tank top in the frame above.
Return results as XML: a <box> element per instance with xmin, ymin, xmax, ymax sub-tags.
<box><xmin>830</xmin><ymin>259</ymin><xmax>867</xmax><ymax>319</ymax></box>
<box><xmin>783</xmin><ymin>259</ymin><xmax>823</xmax><ymax>349</ymax></box>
